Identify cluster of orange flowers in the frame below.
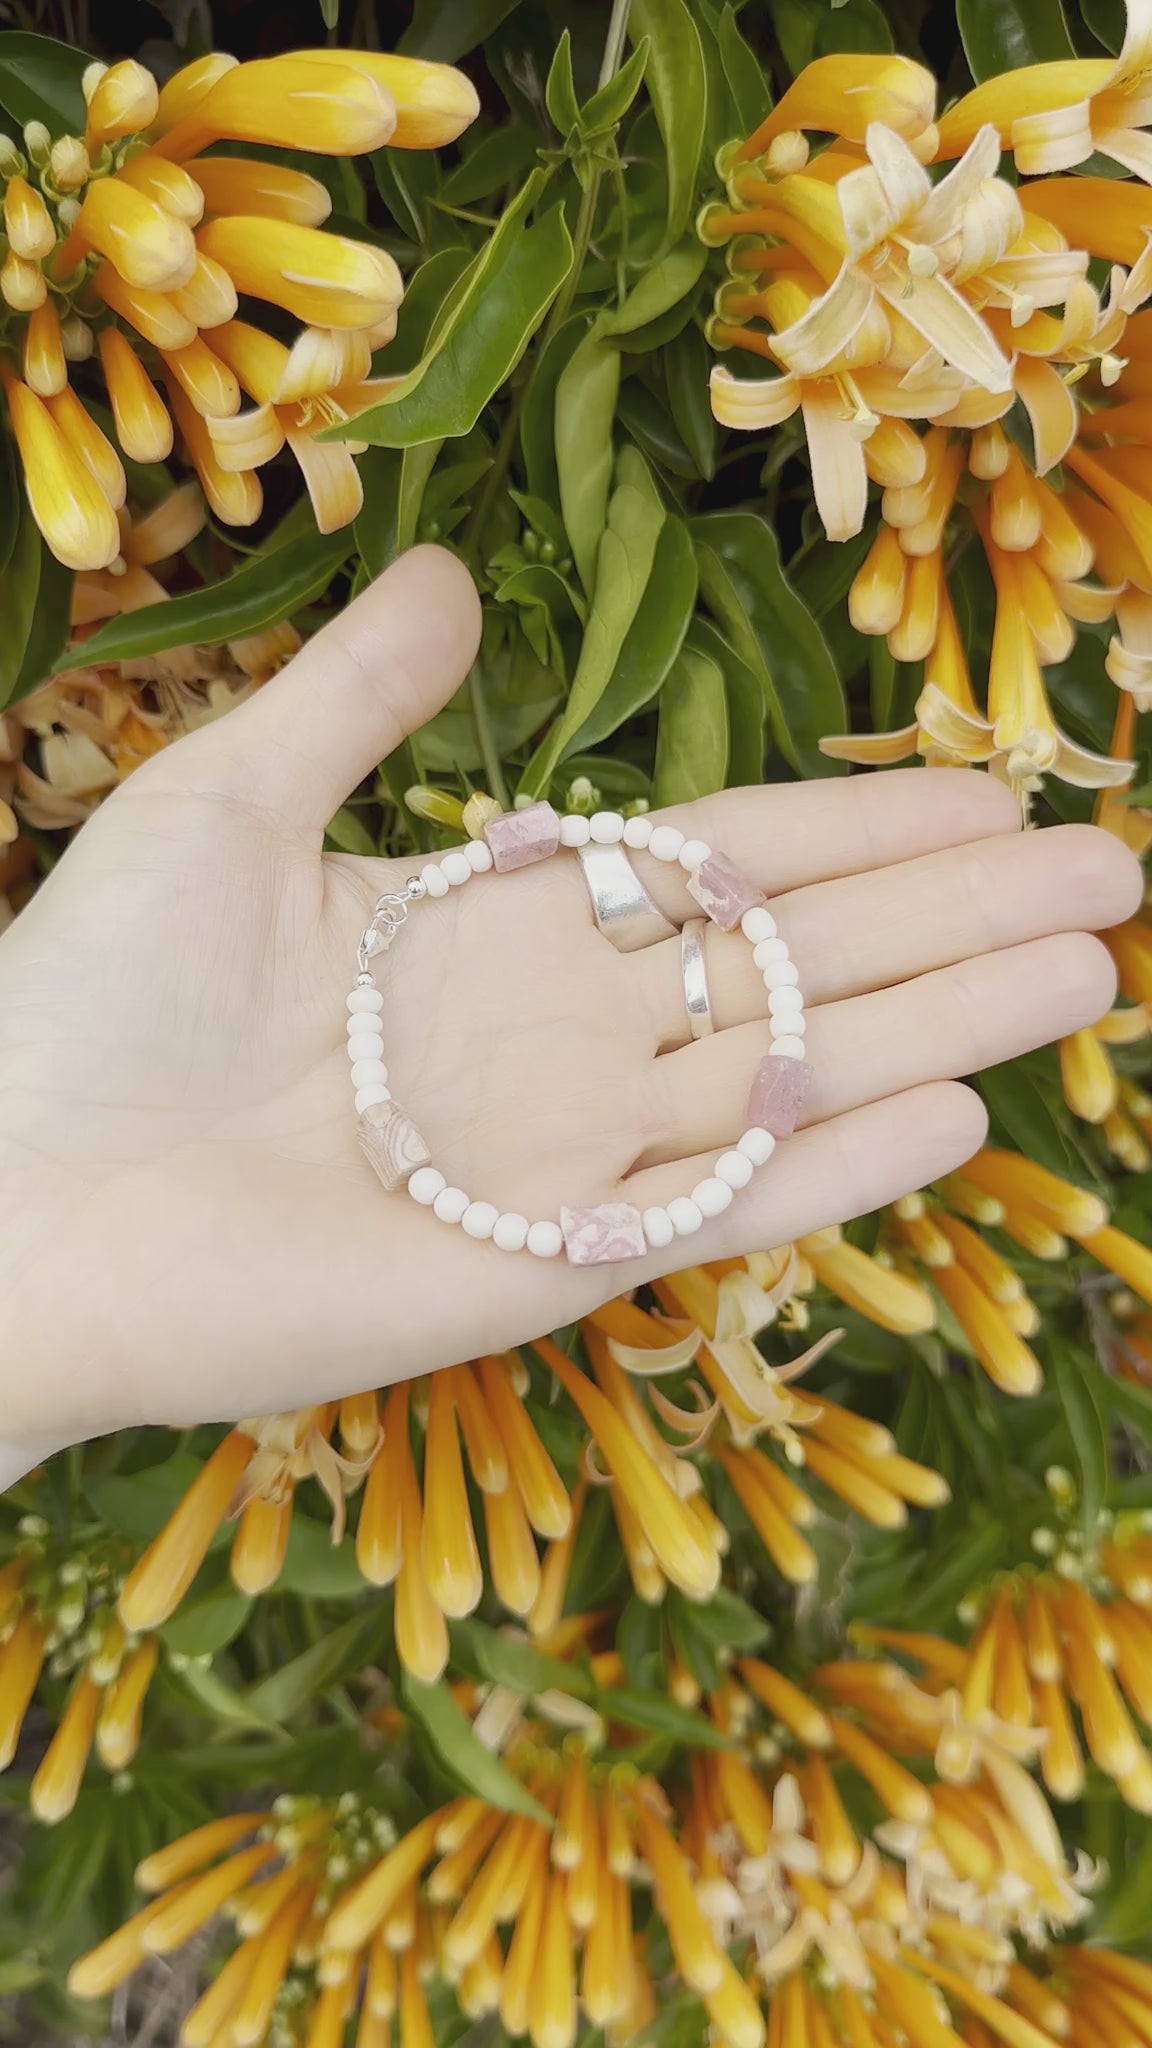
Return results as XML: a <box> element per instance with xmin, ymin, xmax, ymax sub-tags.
<box><xmin>66</xmin><ymin>1627</ymin><xmax>1149</xmax><ymax>2048</ymax></box>
<box><xmin>0</xmin><ymin>46</ymin><xmax>477</xmax><ymax>568</ymax></box>
<box><xmin>703</xmin><ymin>19</ymin><xmax>1152</xmax><ymax>792</ymax></box>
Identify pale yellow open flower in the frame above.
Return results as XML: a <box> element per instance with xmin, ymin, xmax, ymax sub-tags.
<box><xmin>934</xmin><ymin>0</ymin><xmax>1152</xmax><ymax>178</ymax></box>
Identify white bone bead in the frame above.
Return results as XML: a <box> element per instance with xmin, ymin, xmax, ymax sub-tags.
<box><xmin>527</xmin><ymin>1220</ymin><xmax>564</xmax><ymax>1258</ymax></box>
<box><xmin>589</xmin><ymin>810</ymin><xmax>624</xmax><ymax>844</ymax></box>
<box><xmin>715</xmin><ymin>1150</ymin><xmax>754</xmax><ymax>1189</ymax></box>
<box><xmin>354</xmin><ymin>1084</ymin><xmax>392</xmax><ymax>1113</ymax></box>
<box><xmin>762</xmin><ymin>960</ymin><xmax>800</xmax><ymax>989</ymax></box>
<box><xmin>493</xmin><ymin>1212</ymin><xmax>530</xmax><ymax>1251</ymax></box>
<box><xmin>648</xmin><ymin>825</ymin><xmax>685</xmax><ymax>863</ymax></box>
<box><xmin>409</xmin><ymin>1167</ymin><xmax>446</xmax><ymax>1205</ymax></box>
<box><xmin>678</xmin><ymin>839</ymin><xmax>711</xmax><ymax>871</ymax></box>
<box><xmin>742</xmin><ymin>907</ymin><xmax>777</xmax><ymax>942</ymax></box>
<box><xmin>768</xmin><ymin>986</ymin><xmax>804</xmax><ymax>1014</ymax></box>
<box><xmin>692</xmin><ymin>1177</ymin><xmax>733</xmax><ymax>1218</ymax></box>
<box><xmin>738</xmin><ymin>1127</ymin><xmax>776</xmax><ymax>1165</ymax></box>
<box><xmin>420</xmin><ymin>862</ymin><xmax>449</xmax><ymax>898</ymax></box>
<box><xmin>348</xmin><ymin>1032</ymin><xmax>385</xmax><ymax>1063</ymax></box>
<box><xmin>560</xmin><ymin>814</ymin><xmax>591</xmax><ymax>847</ymax></box>
<box><xmin>623</xmin><ymin>814</ymin><xmax>653</xmax><ymax>849</ymax></box>
<box><xmin>753</xmin><ymin>937</ymin><xmax>788</xmax><ymax>967</ymax></box>
<box><xmin>347</xmin><ymin>989</ymin><xmax>384</xmax><ymax>1014</ymax></box>
<box><xmin>440</xmin><ymin>851</ymin><xmax>472</xmax><ymax>886</ymax></box>
<box><xmin>667</xmin><ymin>1196</ymin><xmax>703</xmax><ymax>1236</ymax></box>
<box><xmin>770</xmin><ymin>1035</ymin><xmax>807</xmax><ymax>1059</ymax></box>
<box><xmin>465</xmin><ymin>839</ymin><xmax>493</xmax><ymax>872</ymax></box>
<box><xmin>462</xmin><ymin>1200</ymin><xmax>499</xmax><ymax>1240</ymax></box>
<box><xmin>433</xmin><ymin>1185</ymin><xmax>470</xmax><ymax>1223</ymax></box>
<box><xmin>770</xmin><ymin>1013</ymin><xmax>805</xmax><ymax>1039</ymax></box>
<box><xmin>642</xmin><ymin>1206</ymin><xmax>675</xmax><ymax>1248</ymax></box>
<box><xmin>351</xmin><ymin>1058</ymin><xmax>389</xmax><ymax>1089</ymax></box>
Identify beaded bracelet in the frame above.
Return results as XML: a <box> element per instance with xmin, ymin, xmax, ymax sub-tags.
<box><xmin>344</xmin><ymin>801</ymin><xmax>812</xmax><ymax>1267</ymax></box>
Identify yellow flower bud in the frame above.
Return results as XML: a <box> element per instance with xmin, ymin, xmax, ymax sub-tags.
<box><xmin>60</xmin><ymin>312</ymin><xmax>94</xmax><ymax>362</ymax></box>
<box><xmin>22</xmin><ymin>299</ymin><xmax>66</xmax><ymax>398</ymax></box>
<box><xmin>81</xmin><ymin>60</ymin><xmax>108</xmax><ymax>103</ymax></box>
<box><xmin>29</xmin><ymin>1672</ymin><xmax>101</xmax><ymax>1824</ymax></box>
<box><xmin>188</xmin><ymin>154</ymin><xmax>332</xmax><ymax>226</ymax></box>
<box><xmin>1059</xmin><ymin>1026</ymin><xmax>1119</xmax><ymax>1124</ymax></box>
<box><xmin>197</xmin><ymin>216</ymin><xmax>402</xmax><ymax>330</ymax></box>
<box><xmin>4</xmin><ymin>173</ymin><xmax>55</xmax><ymax>260</ymax></box>
<box><xmin>1</xmin><ymin>250</ymin><xmax>46</xmax><ymax>311</ymax></box>
<box><xmin>152</xmin><ymin>56</ymin><xmax>396</xmax><ymax>162</ymax></box>
<box><xmin>300</xmin><ymin>50</ymin><xmax>480</xmax><ymax>148</ymax></box>
<box><xmin>75</xmin><ymin>174</ymin><xmax>196</xmax><ymax>291</ymax></box>
<box><xmin>114</xmin><ymin>148</ymin><xmax>203</xmax><ymax>223</ymax></box>
<box><xmin>49</xmin><ymin>135</ymin><xmax>90</xmax><ymax>190</ymax></box>
<box><xmin>84</xmin><ymin>58</ymin><xmax>159</xmax><ymax>145</ymax></box>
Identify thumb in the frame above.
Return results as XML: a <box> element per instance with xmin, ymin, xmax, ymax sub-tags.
<box><xmin>171</xmin><ymin>545</ymin><xmax>482</xmax><ymax>832</ymax></box>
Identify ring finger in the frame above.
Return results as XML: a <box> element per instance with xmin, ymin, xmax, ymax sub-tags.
<box><xmin>633</xmin><ymin>930</ymin><xmax>1116</xmax><ymax>1173</ymax></box>
<box><xmin>631</xmin><ymin>823</ymin><xmax>1137</xmax><ymax>1050</ymax></box>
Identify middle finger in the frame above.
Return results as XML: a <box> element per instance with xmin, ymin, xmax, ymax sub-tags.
<box><xmin>630</xmin><ymin>822</ymin><xmax>1138</xmax><ymax>1050</ymax></box>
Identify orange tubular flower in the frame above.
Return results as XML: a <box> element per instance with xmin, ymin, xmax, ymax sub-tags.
<box><xmin>0</xmin><ymin>43</ymin><xmax>478</xmax><ymax>567</ymax></box>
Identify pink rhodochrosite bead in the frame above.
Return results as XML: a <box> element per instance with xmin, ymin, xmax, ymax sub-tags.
<box><xmin>357</xmin><ymin>1102</ymin><xmax>433</xmax><ymax>1191</ymax></box>
<box><xmin>746</xmin><ymin>1055</ymin><xmax>813</xmax><ymax>1138</ymax></box>
<box><xmin>483</xmin><ymin>800</ymin><xmax>561</xmax><ymax>873</ymax></box>
<box><xmin>686</xmin><ymin>851</ymin><xmax>765</xmax><ymax>931</ymax></box>
<box><xmin>560</xmin><ymin>1202</ymin><xmax>647</xmax><ymax>1266</ymax></box>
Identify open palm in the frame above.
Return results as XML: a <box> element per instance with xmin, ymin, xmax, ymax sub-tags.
<box><xmin>0</xmin><ymin>547</ymin><xmax>1139</xmax><ymax>1454</ymax></box>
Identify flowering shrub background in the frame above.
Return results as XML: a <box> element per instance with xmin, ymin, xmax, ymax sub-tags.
<box><xmin>5</xmin><ymin>1</ymin><xmax>1152</xmax><ymax>2045</ymax></box>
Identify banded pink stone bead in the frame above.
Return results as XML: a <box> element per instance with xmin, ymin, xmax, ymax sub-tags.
<box><xmin>560</xmin><ymin>1201</ymin><xmax>646</xmax><ymax>1266</ymax></box>
<box><xmin>358</xmin><ymin>1101</ymin><xmax>432</xmax><ymax>1191</ymax></box>
<box><xmin>746</xmin><ymin>1055</ymin><xmax>813</xmax><ymax>1138</ymax></box>
<box><xmin>686</xmin><ymin>851</ymin><xmax>765</xmax><ymax>931</ymax></box>
<box><xmin>483</xmin><ymin>800</ymin><xmax>561</xmax><ymax>873</ymax></box>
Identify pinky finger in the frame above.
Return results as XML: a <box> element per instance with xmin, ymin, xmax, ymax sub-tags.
<box><xmin>627</xmin><ymin>1082</ymin><xmax>989</xmax><ymax>1276</ymax></box>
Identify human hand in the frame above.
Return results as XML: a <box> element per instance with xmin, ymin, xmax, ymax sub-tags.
<box><xmin>0</xmin><ymin>546</ymin><xmax>1140</xmax><ymax>1458</ymax></box>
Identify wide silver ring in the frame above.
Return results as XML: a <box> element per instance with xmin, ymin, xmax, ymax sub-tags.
<box><xmin>681</xmin><ymin>918</ymin><xmax>714</xmax><ymax>1039</ymax></box>
<box><xmin>574</xmin><ymin>842</ymin><xmax>678</xmax><ymax>953</ymax></box>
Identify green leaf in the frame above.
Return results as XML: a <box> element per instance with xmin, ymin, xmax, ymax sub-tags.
<box><xmin>671</xmin><ymin>1583</ymin><xmax>770</xmax><ymax>1654</ymax></box>
<box><xmin>355</xmin><ymin>441</ymin><xmax>444</xmax><ymax>580</ymax></box>
<box><xmin>692</xmin><ymin>513</ymin><xmax>847</xmax><ymax>778</ymax></box>
<box><xmin>579</xmin><ymin>40</ymin><xmax>650</xmax><ymax>137</ymax></box>
<box><xmin>564</xmin><ymin>514</ymin><xmax>697</xmax><ymax>753</ymax></box>
<box><xmin>449</xmin><ymin>1619</ymin><xmax>593</xmax><ymax>1698</ymax></box>
<box><xmin>0</xmin><ymin>428</ymin><xmax>20</xmax><ymax>582</ymax></box>
<box><xmin>593</xmin><ymin>1685</ymin><xmax>734</xmax><ymax>1748</ymax></box>
<box><xmin>716</xmin><ymin>5</ymin><xmax>770</xmax><ymax>134</ymax></box>
<box><xmin>653</xmin><ymin>645</ymin><xmax>729</xmax><ymax>803</ymax></box>
<box><xmin>978</xmin><ymin>1058</ymin><xmax>1098</xmax><ymax>1182</ymax></box>
<box><xmin>162</xmin><ymin>1582</ymin><xmax>253</xmax><ymax>1659</ymax></box>
<box><xmin>9</xmin><ymin>544</ymin><xmax>72</xmax><ymax>706</ymax></box>
<box><xmin>175</xmin><ymin>1660</ymin><xmax>287</xmax><ymax>1735</ymax></box>
<box><xmin>546</xmin><ymin>29</ymin><xmax>581</xmax><ymax>135</ymax></box>
<box><xmin>0</xmin><ymin>501</ymin><xmax>45</xmax><ymax>710</ymax></box>
<box><xmin>420</xmin><ymin>616</ymin><xmax>562</xmax><ymax>774</ymax></box>
<box><xmin>400</xmin><ymin>0</ymin><xmax>521</xmax><ymax>60</ymax></box>
<box><xmin>371</xmin><ymin>148</ymin><xmax>438</xmax><ymax>243</ymax></box>
<box><xmin>521</xmin><ymin>317</ymin><xmax>588</xmax><ymax>506</ymax></box>
<box><xmin>957</xmin><ymin>0</ymin><xmax>1075</xmax><ymax>75</ymax></box>
<box><xmin>400</xmin><ymin>1674</ymin><xmax>553</xmax><ymax>1820</ymax></box>
<box><xmin>666</xmin><ymin>324</ymin><xmax>718</xmax><ymax>480</ymax></box>
<box><xmin>331</xmin><ymin>180</ymin><xmax>573</xmax><ymax>449</ymax></box>
<box><xmin>276</xmin><ymin>1515</ymin><xmax>372</xmax><ymax>1600</ymax></box>
<box><xmin>0</xmin><ymin>31</ymin><xmax>87</xmax><ymax>130</ymax></box>
<box><xmin>441</xmin><ymin>129</ymin><xmax>541</xmax><ymax>209</ymax></box>
<box><xmin>246</xmin><ymin>1610</ymin><xmax>388</xmax><ymax>1723</ymax></box>
<box><xmin>555</xmin><ymin>332</ymin><xmax>621</xmax><ymax>594</ymax></box>
<box><xmin>1049</xmin><ymin>1344</ymin><xmax>1109</xmax><ymax>1539</ymax></box>
<box><xmin>629</xmin><ymin>0</ymin><xmax>707</xmax><ymax>244</ymax></box>
<box><xmin>326</xmin><ymin>806</ymin><xmax>378</xmax><ymax>857</ymax></box>
<box><xmin>67</xmin><ymin>527</ymin><xmax>352</xmax><ymax>665</ymax></box>
<box><xmin>597</xmin><ymin>240</ymin><xmax>708</xmax><ymax>340</ymax></box>
<box><xmin>521</xmin><ymin>446</ymin><xmax>666</xmax><ymax>795</ymax></box>
<box><xmin>87</xmin><ymin>1453</ymin><xmax>229</xmax><ymax>1547</ymax></box>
